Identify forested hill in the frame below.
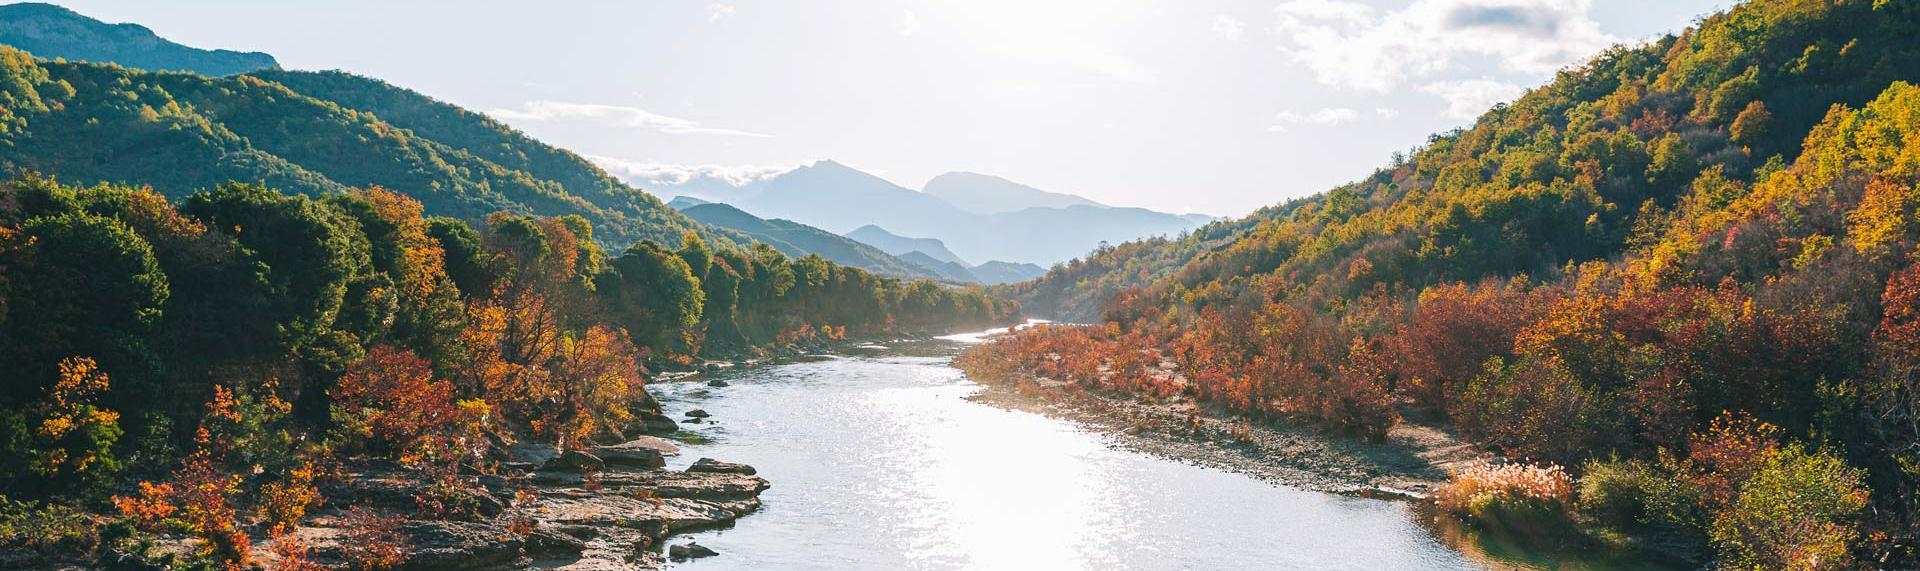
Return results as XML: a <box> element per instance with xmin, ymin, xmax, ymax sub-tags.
<box><xmin>1015</xmin><ymin>0</ymin><xmax>1920</xmax><ymax>322</ymax></box>
<box><xmin>977</xmin><ymin>0</ymin><xmax>1920</xmax><ymax>565</ymax></box>
<box><xmin>0</xmin><ymin>47</ymin><xmax>737</xmax><ymax>249</ymax></box>
<box><xmin>0</xmin><ymin>3</ymin><xmax>277</xmax><ymax>76</ymax></box>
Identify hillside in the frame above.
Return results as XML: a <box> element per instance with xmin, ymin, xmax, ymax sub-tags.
<box><xmin>0</xmin><ymin>3</ymin><xmax>277</xmax><ymax>75</ymax></box>
<box><xmin>969</xmin><ymin>260</ymin><xmax>1046</xmax><ymax>285</ymax></box>
<box><xmin>976</xmin><ymin>0</ymin><xmax>1920</xmax><ymax>565</ymax></box>
<box><xmin>679</xmin><ymin>202</ymin><xmax>940</xmax><ymax>280</ymax></box>
<box><xmin>845</xmin><ymin>224</ymin><xmax>969</xmax><ymax>266</ymax></box>
<box><xmin>0</xmin><ymin>48</ymin><xmax>733</xmax><ymax>248</ymax></box>
<box><xmin>896</xmin><ymin>251</ymin><xmax>978</xmax><ymax>283</ymax></box>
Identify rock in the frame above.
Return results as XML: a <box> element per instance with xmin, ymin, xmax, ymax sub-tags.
<box><xmin>591</xmin><ymin>442</ymin><xmax>666</xmax><ymax>469</ymax></box>
<box><xmin>523</xmin><ymin>527</ymin><xmax>587</xmax><ymax>559</ymax></box>
<box><xmin>631</xmin><ymin>412</ymin><xmax>679</xmax><ymax>436</ymax></box>
<box><xmin>707</xmin><ymin>379</ymin><xmax>730</xmax><ymax>387</ymax></box>
<box><xmin>636</xmin><ymin>471</ymin><xmax>770</xmax><ymax>500</ymax></box>
<box><xmin>685</xmin><ymin>409</ymin><xmax>711</xmax><ymax>418</ymax></box>
<box><xmin>540</xmin><ymin>450</ymin><xmax>605</xmax><ymax>473</ymax></box>
<box><xmin>668</xmin><ymin>541</ymin><xmax>718</xmax><ymax>560</ymax></box>
<box><xmin>399</xmin><ymin>521</ymin><xmax>524</xmax><ymax>570</ymax></box>
<box><xmin>684</xmin><ymin>417</ymin><xmax>703</xmax><ymax>424</ymax></box>
<box><xmin>688</xmin><ymin>457</ymin><xmax>756</xmax><ymax>475</ymax></box>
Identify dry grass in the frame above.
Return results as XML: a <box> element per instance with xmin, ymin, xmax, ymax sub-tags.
<box><xmin>1433</xmin><ymin>463</ymin><xmax>1573</xmax><ymax>518</ymax></box>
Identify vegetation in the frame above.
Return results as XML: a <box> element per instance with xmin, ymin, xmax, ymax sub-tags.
<box><xmin>0</xmin><ymin>45</ymin><xmax>743</xmax><ymax>250</ymax></box>
<box><xmin>964</xmin><ymin>0</ymin><xmax>1920</xmax><ymax>565</ymax></box>
<box><xmin>0</xmin><ymin>177</ymin><xmax>1014</xmax><ymax>566</ymax></box>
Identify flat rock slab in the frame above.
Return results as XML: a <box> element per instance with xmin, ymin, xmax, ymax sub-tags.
<box><xmin>534</xmin><ymin>492</ymin><xmax>750</xmax><ymax>533</ymax></box>
<box><xmin>590</xmin><ymin>437</ymin><xmax>680</xmax><ymax>468</ymax></box>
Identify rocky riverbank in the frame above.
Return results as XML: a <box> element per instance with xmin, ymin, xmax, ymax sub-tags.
<box><xmin>259</xmin><ymin>435</ymin><xmax>768</xmax><ymax>570</ymax></box>
<box><xmin>965</xmin><ymin>372</ymin><xmax>1490</xmax><ymax>498</ymax></box>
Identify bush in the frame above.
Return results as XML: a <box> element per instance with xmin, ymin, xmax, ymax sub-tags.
<box><xmin>1575</xmin><ymin>457</ymin><xmax>1706</xmax><ymax>554</ymax></box>
<box><xmin>0</xmin><ymin>495</ymin><xmax>99</xmax><ymax>554</ymax></box>
<box><xmin>1708</xmin><ymin>444</ymin><xmax>1869</xmax><ymax>571</ymax></box>
<box><xmin>1434</xmin><ymin>463</ymin><xmax>1575</xmax><ymax>540</ymax></box>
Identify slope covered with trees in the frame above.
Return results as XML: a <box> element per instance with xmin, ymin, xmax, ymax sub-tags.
<box><xmin>676</xmin><ymin>201</ymin><xmax>943</xmax><ymax>280</ymax></box>
<box><xmin>0</xmin><ymin>177</ymin><xmax>1015</xmax><ymax>567</ymax></box>
<box><xmin>0</xmin><ymin>46</ymin><xmax>735</xmax><ymax>249</ymax></box>
<box><xmin>967</xmin><ymin>0</ymin><xmax>1920</xmax><ymax>566</ymax></box>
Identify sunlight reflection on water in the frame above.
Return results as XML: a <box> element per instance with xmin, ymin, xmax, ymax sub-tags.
<box><xmin>649</xmin><ymin>338</ymin><xmax>1519</xmax><ymax>570</ymax></box>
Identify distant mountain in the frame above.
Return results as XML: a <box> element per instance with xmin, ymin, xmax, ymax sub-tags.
<box><xmin>0</xmin><ymin>3</ymin><xmax>277</xmax><ymax>76</ymax></box>
<box><xmin>636</xmin><ymin>161</ymin><xmax>1209</xmax><ymax>266</ymax></box>
<box><xmin>897</xmin><ymin>251</ymin><xmax>977</xmax><ymax>283</ymax></box>
<box><xmin>845</xmin><ymin>225</ymin><xmax>969</xmax><ymax>266</ymax></box>
<box><xmin>667</xmin><ymin>195</ymin><xmax>709</xmax><ymax>210</ymax></box>
<box><xmin>749</xmin><ymin>160</ymin><xmax>959</xmax><ymax>234</ymax></box>
<box><xmin>969</xmin><ymin>260</ymin><xmax>1046</xmax><ymax>285</ymax></box>
<box><xmin>679</xmin><ymin>203</ymin><xmax>939</xmax><ymax>280</ymax></box>
<box><xmin>923</xmin><ymin>171</ymin><xmax>1101</xmax><ymax>214</ymax></box>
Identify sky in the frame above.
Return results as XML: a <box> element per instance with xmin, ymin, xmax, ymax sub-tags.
<box><xmin>46</xmin><ymin>0</ymin><xmax>1731</xmax><ymax>217</ymax></box>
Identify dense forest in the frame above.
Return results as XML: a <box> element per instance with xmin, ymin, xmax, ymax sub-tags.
<box><xmin>0</xmin><ymin>175</ymin><xmax>1014</xmax><ymax>566</ymax></box>
<box><xmin>966</xmin><ymin>0</ymin><xmax>1920</xmax><ymax>567</ymax></box>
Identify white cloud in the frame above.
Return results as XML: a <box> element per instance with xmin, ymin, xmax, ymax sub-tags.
<box><xmin>1212</xmin><ymin>14</ymin><xmax>1245</xmax><ymax>41</ymax></box>
<box><xmin>1374</xmin><ymin>107</ymin><xmax>1401</xmax><ymax>120</ymax></box>
<box><xmin>707</xmin><ymin>2</ymin><xmax>735</xmax><ymax>23</ymax></box>
<box><xmin>1268</xmin><ymin>107</ymin><xmax>1362</xmax><ymax>132</ymax></box>
<box><xmin>1271</xmin><ymin>0</ymin><xmax>1616</xmax><ymax>92</ymax></box>
<box><xmin>897</xmin><ymin>10</ymin><xmax>922</xmax><ymax>36</ymax></box>
<box><xmin>588</xmin><ymin>156</ymin><xmax>795</xmax><ymax>189</ymax></box>
<box><xmin>489</xmin><ymin>101</ymin><xmax>772</xmax><ymax>138</ymax></box>
<box><xmin>1420</xmin><ymin>79</ymin><xmax>1527</xmax><ymax>119</ymax></box>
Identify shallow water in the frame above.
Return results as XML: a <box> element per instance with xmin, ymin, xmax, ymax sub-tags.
<box><xmin>650</xmin><ymin>336</ymin><xmax>1639</xmax><ymax>570</ymax></box>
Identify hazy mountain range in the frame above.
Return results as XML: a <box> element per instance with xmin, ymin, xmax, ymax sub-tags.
<box><xmin>627</xmin><ymin>160</ymin><xmax>1213</xmax><ymax>266</ymax></box>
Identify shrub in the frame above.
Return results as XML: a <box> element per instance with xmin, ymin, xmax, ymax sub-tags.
<box><xmin>1708</xmin><ymin>444</ymin><xmax>1869</xmax><ymax>571</ymax></box>
<box><xmin>1434</xmin><ymin>463</ymin><xmax>1575</xmax><ymax>540</ymax></box>
<box><xmin>1575</xmin><ymin>457</ymin><xmax>1706</xmax><ymax>554</ymax></box>
<box><xmin>0</xmin><ymin>494</ymin><xmax>99</xmax><ymax>554</ymax></box>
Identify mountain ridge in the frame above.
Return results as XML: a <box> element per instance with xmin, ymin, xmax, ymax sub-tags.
<box><xmin>0</xmin><ymin>3</ymin><xmax>277</xmax><ymax>75</ymax></box>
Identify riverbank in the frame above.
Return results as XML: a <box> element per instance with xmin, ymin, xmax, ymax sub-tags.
<box><xmin>242</xmin><ymin>436</ymin><xmax>770</xmax><ymax>569</ymax></box>
<box><xmin>964</xmin><ymin>371</ymin><xmax>1492</xmax><ymax>499</ymax></box>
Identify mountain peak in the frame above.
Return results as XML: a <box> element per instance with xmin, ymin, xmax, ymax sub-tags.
<box><xmin>924</xmin><ymin>171</ymin><xmax>1102</xmax><ymax>214</ymax></box>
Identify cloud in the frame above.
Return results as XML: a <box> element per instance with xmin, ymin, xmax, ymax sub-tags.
<box><xmin>1271</xmin><ymin>0</ymin><xmax>1615</xmax><ymax>92</ymax></box>
<box><xmin>588</xmin><ymin>156</ymin><xmax>795</xmax><ymax>189</ymax></box>
<box><xmin>1268</xmin><ymin>107</ymin><xmax>1362</xmax><ymax>132</ymax></box>
<box><xmin>488</xmin><ymin>101</ymin><xmax>772</xmax><ymax>138</ymax></box>
<box><xmin>1420</xmin><ymin>79</ymin><xmax>1527</xmax><ymax>119</ymax></box>
<box><xmin>707</xmin><ymin>2</ymin><xmax>735</xmax><ymax>23</ymax></box>
<box><xmin>897</xmin><ymin>10</ymin><xmax>922</xmax><ymax>36</ymax></box>
<box><xmin>1212</xmin><ymin>14</ymin><xmax>1246</xmax><ymax>41</ymax></box>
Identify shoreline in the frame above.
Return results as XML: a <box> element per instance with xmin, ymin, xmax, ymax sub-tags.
<box><xmin>961</xmin><ymin>372</ymin><xmax>1493</xmax><ymax>500</ymax></box>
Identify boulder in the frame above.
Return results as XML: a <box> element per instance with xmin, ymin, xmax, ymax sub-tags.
<box><xmin>687</xmin><ymin>457</ymin><xmax>756</xmax><ymax>475</ymax></box>
<box><xmin>684</xmin><ymin>409</ymin><xmax>711</xmax><ymax>418</ymax></box>
<box><xmin>540</xmin><ymin>450</ymin><xmax>605</xmax><ymax>473</ymax></box>
<box><xmin>668</xmin><ymin>541</ymin><xmax>718</xmax><ymax>561</ymax></box>
<box><xmin>707</xmin><ymin>379</ymin><xmax>730</xmax><ymax>387</ymax></box>
<box><xmin>631</xmin><ymin>412</ymin><xmax>679</xmax><ymax>436</ymax></box>
<box><xmin>523</xmin><ymin>527</ymin><xmax>587</xmax><ymax>559</ymax></box>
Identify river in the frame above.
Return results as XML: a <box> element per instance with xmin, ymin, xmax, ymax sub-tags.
<box><xmin>646</xmin><ymin>333</ymin><xmax>1627</xmax><ymax>570</ymax></box>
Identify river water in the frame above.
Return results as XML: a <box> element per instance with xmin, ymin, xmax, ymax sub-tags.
<box><xmin>648</xmin><ymin>334</ymin><xmax>1619</xmax><ymax>570</ymax></box>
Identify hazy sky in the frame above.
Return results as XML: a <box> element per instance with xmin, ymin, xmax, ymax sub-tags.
<box><xmin>46</xmin><ymin>0</ymin><xmax>1729</xmax><ymax>216</ymax></box>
